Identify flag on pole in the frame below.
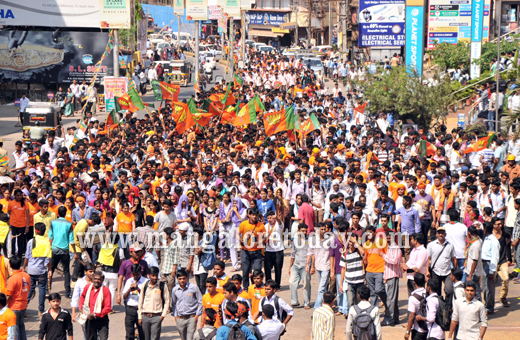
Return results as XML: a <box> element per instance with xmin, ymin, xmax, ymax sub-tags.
<box><xmin>234</xmin><ymin>94</ymin><xmax>264</xmax><ymax>126</ymax></box>
<box><xmin>158</xmin><ymin>82</ymin><xmax>180</xmax><ymax>101</ymax></box>
<box><xmin>263</xmin><ymin>105</ymin><xmax>296</xmax><ymax>136</ymax></box>
<box><xmin>151</xmin><ymin>81</ymin><xmax>163</xmax><ymax>101</ymax></box>
<box><xmin>221</xmin><ymin>83</ymin><xmax>236</xmax><ymax>107</ymax></box>
<box><xmin>221</xmin><ymin>105</ymin><xmax>239</xmax><ymax>124</ymax></box>
<box><xmin>117</xmin><ymin>88</ymin><xmax>145</xmax><ymax>113</ymax></box>
<box><xmin>419</xmin><ymin>139</ymin><xmax>437</xmax><ymax>158</ymax></box>
<box><xmin>172</xmin><ymin>102</ymin><xmax>196</xmax><ymax>134</ymax></box>
<box><xmin>464</xmin><ymin>133</ymin><xmax>495</xmax><ymax>154</ymax></box>
<box><xmin>300</xmin><ymin>113</ymin><xmax>320</xmax><ymax>136</ymax></box>
<box><xmin>233</xmin><ymin>73</ymin><xmax>244</xmax><ymax>89</ymax></box>
<box><xmin>194</xmin><ymin>71</ymin><xmax>200</xmax><ymax>93</ymax></box>
<box><xmin>187</xmin><ymin>98</ymin><xmax>213</xmax><ymax>127</ymax></box>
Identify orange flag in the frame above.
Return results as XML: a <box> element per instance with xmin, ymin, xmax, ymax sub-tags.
<box><xmin>172</xmin><ymin>102</ymin><xmax>195</xmax><ymax>134</ymax></box>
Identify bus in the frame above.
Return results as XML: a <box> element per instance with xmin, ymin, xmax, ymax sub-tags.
<box><xmin>147</xmin><ymin>16</ymin><xmax>155</xmax><ymax>34</ymax></box>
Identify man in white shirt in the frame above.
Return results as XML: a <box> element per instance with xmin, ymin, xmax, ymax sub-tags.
<box><xmin>346</xmin><ymin>285</ymin><xmax>382</xmax><ymax>340</ymax></box>
<box><xmin>264</xmin><ymin>212</ymin><xmax>285</xmax><ymax>287</ymax></box>
<box><xmin>443</xmin><ymin>209</ymin><xmax>468</xmax><ymax>269</ymax></box>
<box><xmin>257</xmin><ymin>305</ymin><xmax>285</xmax><ymax>340</ymax></box>
<box><xmin>122</xmin><ymin>264</ymin><xmax>147</xmax><ymax>340</ymax></box>
<box><xmin>40</xmin><ymin>132</ymin><xmax>60</xmax><ymax>163</ymax></box>
<box><xmin>18</xmin><ymin>93</ymin><xmax>30</xmax><ymax>126</ymax></box>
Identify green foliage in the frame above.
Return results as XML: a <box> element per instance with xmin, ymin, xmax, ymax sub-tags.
<box><xmin>352</xmin><ymin>66</ymin><xmax>454</xmax><ymax>129</ymax></box>
<box><xmin>475</xmin><ymin>36</ymin><xmax>520</xmax><ymax>69</ymax></box>
<box><xmin>427</xmin><ymin>41</ymin><xmax>470</xmax><ymax>70</ymax></box>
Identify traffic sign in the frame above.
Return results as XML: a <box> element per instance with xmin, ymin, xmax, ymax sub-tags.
<box><xmin>47</xmin><ymin>91</ymin><xmax>54</xmax><ymax>100</ymax></box>
<box><xmin>14</xmin><ymin>99</ymin><xmax>20</xmax><ymax>106</ymax></box>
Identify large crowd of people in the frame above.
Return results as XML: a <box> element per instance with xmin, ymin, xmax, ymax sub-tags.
<box><xmin>0</xmin><ymin>39</ymin><xmax>518</xmax><ymax>340</ymax></box>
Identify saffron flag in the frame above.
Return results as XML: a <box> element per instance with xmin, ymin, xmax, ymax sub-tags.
<box><xmin>117</xmin><ymin>88</ymin><xmax>145</xmax><ymax>113</ymax></box>
<box><xmin>159</xmin><ymin>82</ymin><xmax>180</xmax><ymax>101</ymax></box>
<box><xmin>187</xmin><ymin>98</ymin><xmax>213</xmax><ymax>127</ymax></box>
<box><xmin>464</xmin><ymin>133</ymin><xmax>495</xmax><ymax>154</ymax></box>
<box><xmin>233</xmin><ymin>73</ymin><xmax>244</xmax><ymax>89</ymax></box>
<box><xmin>234</xmin><ymin>94</ymin><xmax>264</xmax><ymax>127</ymax></box>
<box><xmin>222</xmin><ymin>105</ymin><xmax>239</xmax><ymax>124</ymax></box>
<box><xmin>300</xmin><ymin>113</ymin><xmax>320</xmax><ymax>136</ymax></box>
<box><xmin>264</xmin><ymin>105</ymin><xmax>296</xmax><ymax>136</ymax></box>
<box><xmin>202</xmin><ymin>100</ymin><xmax>221</xmax><ymax>115</ymax></box>
<box><xmin>0</xmin><ymin>154</ymin><xmax>9</xmax><ymax>167</ymax></box>
<box><xmin>221</xmin><ymin>83</ymin><xmax>236</xmax><ymax>107</ymax></box>
<box><xmin>419</xmin><ymin>140</ymin><xmax>437</xmax><ymax>158</ymax></box>
<box><xmin>172</xmin><ymin>102</ymin><xmax>195</xmax><ymax>134</ymax></box>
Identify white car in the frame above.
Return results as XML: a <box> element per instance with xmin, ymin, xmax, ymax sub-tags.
<box><xmin>150</xmin><ymin>34</ymin><xmax>166</xmax><ymax>46</ymax></box>
<box><xmin>199</xmin><ymin>51</ymin><xmax>216</xmax><ymax>69</ymax></box>
<box><xmin>156</xmin><ymin>42</ymin><xmax>171</xmax><ymax>55</ymax></box>
<box><xmin>200</xmin><ymin>44</ymin><xmax>222</xmax><ymax>60</ymax></box>
<box><xmin>253</xmin><ymin>42</ymin><xmax>267</xmax><ymax>51</ymax></box>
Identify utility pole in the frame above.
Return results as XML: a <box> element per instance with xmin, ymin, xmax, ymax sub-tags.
<box><xmin>113</xmin><ymin>30</ymin><xmax>120</xmax><ymax>77</ymax></box>
<box><xmin>307</xmin><ymin>0</ymin><xmax>311</xmax><ymax>47</ymax></box>
<box><xmin>195</xmin><ymin>20</ymin><xmax>199</xmax><ymax>92</ymax></box>
<box><xmin>178</xmin><ymin>15</ymin><xmax>181</xmax><ymax>47</ymax></box>
<box><xmin>242</xmin><ymin>10</ymin><xmax>246</xmax><ymax>67</ymax></box>
<box><xmin>496</xmin><ymin>5</ymin><xmax>502</xmax><ymax>131</ymax></box>
<box><xmin>231</xmin><ymin>19</ymin><xmax>235</xmax><ymax>73</ymax></box>
<box><xmin>328</xmin><ymin>0</ymin><xmax>332</xmax><ymax>46</ymax></box>
<box><xmin>294</xmin><ymin>0</ymin><xmax>299</xmax><ymax>45</ymax></box>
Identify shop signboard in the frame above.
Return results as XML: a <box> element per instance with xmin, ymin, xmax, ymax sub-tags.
<box><xmin>427</xmin><ymin>0</ymin><xmax>472</xmax><ymax>49</ymax></box>
<box><xmin>405</xmin><ymin>1</ymin><xmax>425</xmax><ymax>76</ymax></box>
<box><xmin>358</xmin><ymin>0</ymin><xmax>405</xmax><ymax>47</ymax></box>
<box><xmin>0</xmin><ymin>31</ymin><xmax>114</xmax><ymax>84</ymax></box>
<box><xmin>187</xmin><ymin>0</ymin><xmax>208</xmax><ymax>20</ymax></box>
<box><xmin>246</xmin><ymin>12</ymin><xmax>288</xmax><ymax>26</ymax></box>
<box><xmin>483</xmin><ymin>0</ymin><xmax>491</xmax><ymax>42</ymax></box>
<box><xmin>209</xmin><ymin>6</ymin><xmax>223</xmax><ymax>20</ymax></box>
<box><xmin>470</xmin><ymin>0</ymin><xmax>484</xmax><ymax>78</ymax></box>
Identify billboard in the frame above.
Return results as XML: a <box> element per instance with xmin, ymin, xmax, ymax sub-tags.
<box><xmin>174</xmin><ymin>0</ymin><xmax>185</xmax><ymax>15</ymax></box>
<box><xmin>137</xmin><ymin>19</ymin><xmax>148</xmax><ymax>58</ymax></box>
<box><xmin>99</xmin><ymin>0</ymin><xmax>132</xmax><ymax>28</ymax></box>
<box><xmin>104</xmin><ymin>77</ymin><xmax>127</xmax><ymax>112</ymax></box>
<box><xmin>186</xmin><ymin>0</ymin><xmax>208</xmax><ymax>20</ymax></box>
<box><xmin>0</xmin><ymin>0</ymin><xmax>130</xmax><ymax>29</ymax></box>
<box><xmin>470</xmin><ymin>0</ymin><xmax>484</xmax><ymax>78</ymax></box>
<box><xmin>0</xmin><ymin>31</ymin><xmax>114</xmax><ymax>84</ymax></box>
<box><xmin>247</xmin><ymin>12</ymin><xmax>289</xmax><ymax>26</ymax></box>
<box><xmin>209</xmin><ymin>6</ymin><xmax>223</xmax><ymax>20</ymax></box>
<box><xmin>405</xmin><ymin>5</ymin><xmax>425</xmax><ymax>76</ymax></box>
<box><xmin>427</xmin><ymin>0</ymin><xmax>472</xmax><ymax>49</ymax></box>
<box><xmin>224</xmin><ymin>0</ymin><xmax>240</xmax><ymax>17</ymax></box>
<box><xmin>358</xmin><ymin>0</ymin><xmax>406</xmax><ymax>47</ymax></box>
<box><xmin>483</xmin><ymin>0</ymin><xmax>491</xmax><ymax>42</ymax></box>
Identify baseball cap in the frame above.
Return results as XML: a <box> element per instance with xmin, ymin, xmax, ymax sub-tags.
<box><xmin>105</xmin><ymin>165</ymin><xmax>113</xmax><ymax>172</ymax></box>
<box><xmin>129</xmin><ymin>242</ymin><xmax>143</xmax><ymax>252</ymax></box>
<box><xmin>437</xmin><ymin>226</ymin><xmax>446</xmax><ymax>232</ymax></box>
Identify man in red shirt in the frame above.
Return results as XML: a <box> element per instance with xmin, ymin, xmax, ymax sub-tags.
<box><xmin>79</xmin><ymin>272</ymin><xmax>112</xmax><ymax>340</ymax></box>
<box><xmin>6</xmin><ymin>256</ymin><xmax>30</xmax><ymax>340</ymax></box>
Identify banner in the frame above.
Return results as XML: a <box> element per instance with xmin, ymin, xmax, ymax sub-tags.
<box><xmin>224</xmin><ymin>0</ymin><xmax>240</xmax><ymax>17</ymax></box>
<box><xmin>104</xmin><ymin>77</ymin><xmax>128</xmax><ymax>112</ymax></box>
<box><xmin>483</xmin><ymin>0</ymin><xmax>491</xmax><ymax>42</ymax></box>
<box><xmin>99</xmin><ymin>0</ymin><xmax>131</xmax><ymax>28</ymax></box>
<box><xmin>174</xmin><ymin>0</ymin><xmax>185</xmax><ymax>15</ymax></box>
<box><xmin>246</xmin><ymin>12</ymin><xmax>289</xmax><ymax>26</ymax></box>
<box><xmin>0</xmin><ymin>31</ymin><xmax>114</xmax><ymax>84</ymax></box>
<box><xmin>241</xmin><ymin>0</ymin><xmax>252</xmax><ymax>9</ymax></box>
<box><xmin>0</xmin><ymin>0</ymin><xmax>99</xmax><ymax>28</ymax></box>
<box><xmin>358</xmin><ymin>0</ymin><xmax>405</xmax><ymax>47</ymax></box>
<box><xmin>137</xmin><ymin>19</ymin><xmax>148</xmax><ymax>58</ymax></box>
<box><xmin>209</xmin><ymin>6</ymin><xmax>223</xmax><ymax>20</ymax></box>
<box><xmin>405</xmin><ymin>3</ymin><xmax>425</xmax><ymax>76</ymax></box>
<box><xmin>187</xmin><ymin>0</ymin><xmax>208</xmax><ymax>20</ymax></box>
<box><xmin>470</xmin><ymin>0</ymin><xmax>484</xmax><ymax>78</ymax></box>
<box><xmin>427</xmin><ymin>0</ymin><xmax>471</xmax><ymax>49</ymax></box>
<box><xmin>218</xmin><ymin>14</ymin><xmax>229</xmax><ymax>33</ymax></box>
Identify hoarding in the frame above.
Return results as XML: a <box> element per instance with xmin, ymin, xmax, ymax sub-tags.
<box><xmin>470</xmin><ymin>0</ymin><xmax>484</xmax><ymax>78</ymax></box>
<box><xmin>99</xmin><ymin>0</ymin><xmax>131</xmax><ymax>28</ymax></box>
<box><xmin>427</xmin><ymin>0</ymin><xmax>472</xmax><ymax>49</ymax></box>
<box><xmin>0</xmin><ymin>0</ymin><xmax>100</xmax><ymax>28</ymax></box>
<box><xmin>405</xmin><ymin>5</ymin><xmax>425</xmax><ymax>76</ymax></box>
<box><xmin>174</xmin><ymin>0</ymin><xmax>185</xmax><ymax>15</ymax></box>
<box><xmin>209</xmin><ymin>6</ymin><xmax>223</xmax><ymax>20</ymax></box>
<box><xmin>104</xmin><ymin>77</ymin><xmax>127</xmax><ymax>112</ymax></box>
<box><xmin>483</xmin><ymin>0</ymin><xmax>491</xmax><ymax>42</ymax></box>
<box><xmin>358</xmin><ymin>0</ymin><xmax>406</xmax><ymax>47</ymax></box>
<box><xmin>0</xmin><ymin>31</ymin><xmax>114</xmax><ymax>84</ymax></box>
<box><xmin>137</xmin><ymin>19</ymin><xmax>148</xmax><ymax>58</ymax></box>
<box><xmin>224</xmin><ymin>0</ymin><xmax>240</xmax><ymax>17</ymax></box>
<box><xmin>186</xmin><ymin>0</ymin><xmax>208</xmax><ymax>20</ymax></box>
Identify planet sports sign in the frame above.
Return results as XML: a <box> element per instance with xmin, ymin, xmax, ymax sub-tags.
<box><xmin>405</xmin><ymin>0</ymin><xmax>425</xmax><ymax>77</ymax></box>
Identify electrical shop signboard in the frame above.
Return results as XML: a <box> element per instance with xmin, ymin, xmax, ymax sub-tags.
<box><xmin>427</xmin><ymin>0</ymin><xmax>472</xmax><ymax>49</ymax></box>
<box><xmin>358</xmin><ymin>0</ymin><xmax>406</xmax><ymax>47</ymax></box>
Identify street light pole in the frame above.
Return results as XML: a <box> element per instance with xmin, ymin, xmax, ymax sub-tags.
<box><xmin>195</xmin><ymin>20</ymin><xmax>199</xmax><ymax>93</ymax></box>
<box><xmin>328</xmin><ymin>0</ymin><xmax>332</xmax><ymax>46</ymax></box>
<box><xmin>113</xmin><ymin>30</ymin><xmax>120</xmax><ymax>77</ymax></box>
<box><xmin>496</xmin><ymin>6</ymin><xmax>502</xmax><ymax>131</ymax></box>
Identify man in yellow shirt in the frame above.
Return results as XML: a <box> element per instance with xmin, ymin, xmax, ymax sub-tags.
<box><xmin>71</xmin><ymin>214</ymin><xmax>101</xmax><ymax>286</ymax></box>
<box><xmin>237</xmin><ymin>209</ymin><xmax>265</xmax><ymax>290</ymax></box>
<box><xmin>33</xmin><ymin>199</ymin><xmax>56</xmax><ymax>238</ymax></box>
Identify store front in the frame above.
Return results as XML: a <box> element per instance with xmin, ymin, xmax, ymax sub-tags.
<box><xmin>246</xmin><ymin>9</ymin><xmax>292</xmax><ymax>47</ymax></box>
<box><xmin>500</xmin><ymin>0</ymin><xmax>520</xmax><ymax>34</ymax></box>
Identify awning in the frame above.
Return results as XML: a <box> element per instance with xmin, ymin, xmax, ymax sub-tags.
<box><xmin>272</xmin><ymin>28</ymin><xmax>290</xmax><ymax>34</ymax></box>
<box><xmin>248</xmin><ymin>29</ymin><xmax>283</xmax><ymax>38</ymax></box>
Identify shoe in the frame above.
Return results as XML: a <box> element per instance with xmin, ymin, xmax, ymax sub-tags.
<box><xmin>501</xmin><ymin>298</ymin><xmax>509</xmax><ymax>307</ymax></box>
<box><xmin>291</xmin><ymin>303</ymin><xmax>300</xmax><ymax>308</ymax></box>
<box><xmin>304</xmin><ymin>305</ymin><xmax>311</xmax><ymax>309</ymax></box>
<box><xmin>65</xmin><ymin>294</ymin><xmax>72</xmax><ymax>299</ymax></box>
<box><xmin>381</xmin><ymin>321</ymin><xmax>395</xmax><ymax>327</ymax></box>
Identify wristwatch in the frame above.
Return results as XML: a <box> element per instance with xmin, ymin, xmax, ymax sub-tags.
<box><xmin>406</xmin><ymin>330</ymin><xmax>410</xmax><ymax>335</ymax></box>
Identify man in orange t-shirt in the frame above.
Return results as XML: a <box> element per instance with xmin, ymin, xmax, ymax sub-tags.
<box><xmin>237</xmin><ymin>209</ymin><xmax>266</xmax><ymax>290</ymax></box>
<box><xmin>5</xmin><ymin>256</ymin><xmax>30</xmax><ymax>340</ymax></box>
<box><xmin>202</xmin><ymin>277</ymin><xmax>225</xmax><ymax>328</ymax></box>
<box><xmin>0</xmin><ymin>293</ymin><xmax>16</xmax><ymax>340</ymax></box>
<box><xmin>363</xmin><ymin>226</ymin><xmax>387</xmax><ymax>310</ymax></box>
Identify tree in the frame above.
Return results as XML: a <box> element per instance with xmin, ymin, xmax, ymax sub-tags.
<box><xmin>427</xmin><ymin>41</ymin><xmax>470</xmax><ymax>71</ymax></box>
<box><xmin>353</xmin><ymin>66</ymin><xmax>454</xmax><ymax>129</ymax></box>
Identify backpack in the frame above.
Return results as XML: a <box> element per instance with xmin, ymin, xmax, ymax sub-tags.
<box><xmin>261</xmin><ymin>296</ymin><xmax>287</xmax><ymax>335</ymax></box>
<box><xmin>352</xmin><ymin>305</ymin><xmax>377</xmax><ymax>340</ymax></box>
<box><xmin>433</xmin><ymin>295</ymin><xmax>452</xmax><ymax>331</ymax></box>
<box><xmin>197</xmin><ymin>328</ymin><xmax>217</xmax><ymax>340</ymax></box>
<box><xmin>143</xmin><ymin>280</ymin><xmax>166</xmax><ymax>309</ymax></box>
<box><xmin>225</xmin><ymin>322</ymin><xmax>247</xmax><ymax>340</ymax></box>
<box><xmin>198</xmin><ymin>235</ymin><xmax>217</xmax><ymax>271</ymax></box>
<box><xmin>413</xmin><ymin>294</ymin><xmax>428</xmax><ymax>331</ymax></box>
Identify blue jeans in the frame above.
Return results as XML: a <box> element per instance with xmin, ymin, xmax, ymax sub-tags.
<box><xmin>241</xmin><ymin>249</ymin><xmax>263</xmax><ymax>290</ymax></box>
<box><xmin>314</xmin><ymin>269</ymin><xmax>330</xmax><ymax>309</ymax></box>
<box><xmin>488</xmin><ymin>110</ymin><xmax>495</xmax><ymax>131</ymax></box>
<box><xmin>13</xmin><ymin>309</ymin><xmax>26</xmax><ymax>340</ymax></box>
<box><xmin>335</xmin><ymin>273</ymin><xmax>348</xmax><ymax>314</ymax></box>
<box><xmin>28</xmin><ymin>273</ymin><xmax>48</xmax><ymax>312</ymax></box>
<box><xmin>289</xmin><ymin>265</ymin><xmax>311</xmax><ymax>307</ymax></box>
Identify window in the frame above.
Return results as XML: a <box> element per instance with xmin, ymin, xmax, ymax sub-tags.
<box><xmin>260</xmin><ymin>0</ymin><xmax>264</xmax><ymax>8</ymax></box>
<box><xmin>272</xmin><ymin>0</ymin><xmax>276</xmax><ymax>8</ymax></box>
<box><xmin>279</xmin><ymin>0</ymin><xmax>282</xmax><ymax>8</ymax></box>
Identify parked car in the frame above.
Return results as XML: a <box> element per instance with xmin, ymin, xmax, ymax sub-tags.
<box><xmin>301</xmin><ymin>57</ymin><xmax>324</xmax><ymax>73</ymax></box>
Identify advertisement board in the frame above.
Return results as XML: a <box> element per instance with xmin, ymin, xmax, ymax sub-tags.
<box><xmin>247</xmin><ymin>12</ymin><xmax>289</xmax><ymax>26</ymax></box>
<box><xmin>470</xmin><ymin>0</ymin><xmax>485</xmax><ymax>78</ymax></box>
<box><xmin>174</xmin><ymin>0</ymin><xmax>185</xmax><ymax>15</ymax></box>
<box><xmin>427</xmin><ymin>0</ymin><xmax>471</xmax><ymax>49</ymax></box>
<box><xmin>483</xmin><ymin>0</ymin><xmax>491</xmax><ymax>42</ymax></box>
<box><xmin>0</xmin><ymin>31</ymin><xmax>114</xmax><ymax>84</ymax></box>
<box><xmin>187</xmin><ymin>0</ymin><xmax>208</xmax><ymax>20</ymax></box>
<box><xmin>99</xmin><ymin>0</ymin><xmax>131</xmax><ymax>28</ymax></box>
<box><xmin>104</xmin><ymin>77</ymin><xmax>127</xmax><ymax>112</ymax></box>
<box><xmin>209</xmin><ymin>6</ymin><xmax>223</xmax><ymax>20</ymax></box>
<box><xmin>224</xmin><ymin>0</ymin><xmax>240</xmax><ymax>17</ymax></box>
<box><xmin>137</xmin><ymin>19</ymin><xmax>148</xmax><ymax>58</ymax></box>
<box><xmin>0</xmin><ymin>0</ymin><xmax>100</xmax><ymax>28</ymax></box>
<box><xmin>405</xmin><ymin>5</ymin><xmax>425</xmax><ymax>76</ymax></box>
<box><xmin>358</xmin><ymin>0</ymin><xmax>405</xmax><ymax>47</ymax></box>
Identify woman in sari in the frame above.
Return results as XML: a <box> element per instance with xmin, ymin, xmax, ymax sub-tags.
<box><xmin>63</xmin><ymin>88</ymin><xmax>74</xmax><ymax>117</ymax></box>
<box><xmin>218</xmin><ymin>192</ymin><xmax>233</xmax><ymax>262</ymax></box>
